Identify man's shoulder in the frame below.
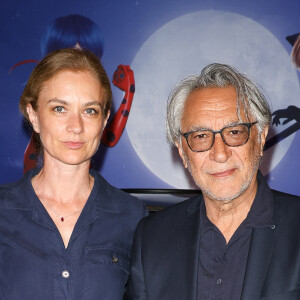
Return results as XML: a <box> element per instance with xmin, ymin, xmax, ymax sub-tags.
<box><xmin>270</xmin><ymin>189</ymin><xmax>300</xmax><ymax>235</ymax></box>
<box><xmin>141</xmin><ymin>194</ymin><xmax>202</xmax><ymax>229</ymax></box>
<box><xmin>271</xmin><ymin>189</ymin><xmax>300</xmax><ymax>207</ymax></box>
<box><xmin>271</xmin><ymin>189</ymin><xmax>300</xmax><ymax>217</ymax></box>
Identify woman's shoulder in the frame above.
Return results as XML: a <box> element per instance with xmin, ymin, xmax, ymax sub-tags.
<box><xmin>90</xmin><ymin>170</ymin><xmax>147</xmax><ymax>217</ymax></box>
<box><xmin>0</xmin><ymin>172</ymin><xmax>33</xmax><ymax>208</ymax></box>
<box><xmin>0</xmin><ymin>178</ymin><xmax>23</xmax><ymax>197</ymax></box>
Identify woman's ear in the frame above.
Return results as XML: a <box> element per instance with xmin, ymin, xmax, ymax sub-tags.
<box><xmin>103</xmin><ymin>110</ymin><xmax>110</xmax><ymax>128</ymax></box>
<box><xmin>26</xmin><ymin>104</ymin><xmax>40</xmax><ymax>133</ymax></box>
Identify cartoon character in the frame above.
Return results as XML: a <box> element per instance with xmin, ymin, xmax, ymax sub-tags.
<box><xmin>264</xmin><ymin>33</ymin><xmax>300</xmax><ymax>151</ymax></box>
<box><xmin>10</xmin><ymin>15</ymin><xmax>135</xmax><ymax>172</ymax></box>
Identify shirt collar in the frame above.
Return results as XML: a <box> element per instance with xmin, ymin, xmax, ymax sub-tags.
<box><xmin>243</xmin><ymin>171</ymin><xmax>273</xmax><ymax>228</ymax></box>
<box><xmin>200</xmin><ymin>171</ymin><xmax>274</xmax><ymax>235</ymax></box>
<box><xmin>2</xmin><ymin>168</ymin><xmax>122</xmax><ymax>214</ymax></box>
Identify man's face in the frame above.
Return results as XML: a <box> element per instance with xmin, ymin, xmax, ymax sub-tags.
<box><xmin>177</xmin><ymin>86</ymin><xmax>268</xmax><ymax>202</ymax></box>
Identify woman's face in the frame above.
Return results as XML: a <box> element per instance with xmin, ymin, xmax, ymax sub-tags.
<box><xmin>27</xmin><ymin>70</ymin><xmax>109</xmax><ymax>167</ymax></box>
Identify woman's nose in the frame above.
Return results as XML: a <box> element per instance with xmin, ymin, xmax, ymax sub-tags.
<box><xmin>66</xmin><ymin>113</ymin><xmax>84</xmax><ymax>134</ymax></box>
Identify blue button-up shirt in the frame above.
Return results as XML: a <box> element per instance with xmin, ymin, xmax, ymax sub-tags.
<box><xmin>0</xmin><ymin>169</ymin><xmax>147</xmax><ymax>300</ymax></box>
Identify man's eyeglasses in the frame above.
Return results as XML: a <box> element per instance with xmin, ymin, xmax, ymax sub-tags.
<box><xmin>180</xmin><ymin>121</ymin><xmax>258</xmax><ymax>152</ymax></box>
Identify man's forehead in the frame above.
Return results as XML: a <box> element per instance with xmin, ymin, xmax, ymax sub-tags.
<box><xmin>182</xmin><ymin>87</ymin><xmax>252</xmax><ymax>130</ymax></box>
<box><xmin>186</xmin><ymin>86</ymin><xmax>237</xmax><ymax>104</ymax></box>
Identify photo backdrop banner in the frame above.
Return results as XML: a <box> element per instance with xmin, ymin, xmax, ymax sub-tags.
<box><xmin>1</xmin><ymin>0</ymin><xmax>300</xmax><ymax>201</ymax></box>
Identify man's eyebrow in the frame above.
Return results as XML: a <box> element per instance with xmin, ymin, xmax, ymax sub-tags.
<box><xmin>225</xmin><ymin>121</ymin><xmax>243</xmax><ymax>127</ymax></box>
<box><xmin>188</xmin><ymin>121</ymin><xmax>242</xmax><ymax>131</ymax></box>
<box><xmin>188</xmin><ymin>125</ymin><xmax>210</xmax><ymax>131</ymax></box>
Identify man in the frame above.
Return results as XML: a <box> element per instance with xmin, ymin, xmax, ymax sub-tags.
<box><xmin>125</xmin><ymin>63</ymin><xmax>300</xmax><ymax>299</ymax></box>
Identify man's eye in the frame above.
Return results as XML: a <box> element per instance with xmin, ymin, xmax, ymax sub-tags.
<box><xmin>229</xmin><ymin>130</ymin><xmax>242</xmax><ymax>135</ymax></box>
<box><xmin>229</xmin><ymin>126</ymin><xmax>247</xmax><ymax>135</ymax></box>
<box><xmin>54</xmin><ymin>106</ymin><xmax>66</xmax><ymax>113</ymax></box>
<box><xmin>193</xmin><ymin>132</ymin><xmax>209</xmax><ymax>140</ymax></box>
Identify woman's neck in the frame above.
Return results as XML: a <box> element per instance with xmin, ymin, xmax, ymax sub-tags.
<box><xmin>32</xmin><ymin>158</ymin><xmax>93</xmax><ymax>204</ymax></box>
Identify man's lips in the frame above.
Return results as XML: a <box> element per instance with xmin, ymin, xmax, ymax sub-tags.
<box><xmin>63</xmin><ymin>141</ymin><xmax>85</xmax><ymax>149</ymax></box>
<box><xmin>210</xmin><ymin>168</ymin><xmax>236</xmax><ymax>178</ymax></box>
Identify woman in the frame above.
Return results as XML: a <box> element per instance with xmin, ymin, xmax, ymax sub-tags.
<box><xmin>0</xmin><ymin>49</ymin><xmax>147</xmax><ymax>299</ymax></box>
<box><xmin>10</xmin><ymin>14</ymin><xmax>135</xmax><ymax>173</ymax></box>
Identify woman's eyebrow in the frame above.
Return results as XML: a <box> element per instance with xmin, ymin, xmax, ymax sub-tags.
<box><xmin>46</xmin><ymin>98</ymin><xmax>103</xmax><ymax>108</ymax></box>
<box><xmin>83</xmin><ymin>100</ymin><xmax>103</xmax><ymax>108</ymax></box>
<box><xmin>47</xmin><ymin>98</ymin><xmax>69</xmax><ymax>105</ymax></box>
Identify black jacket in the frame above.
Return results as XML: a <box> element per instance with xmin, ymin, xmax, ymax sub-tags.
<box><xmin>125</xmin><ymin>174</ymin><xmax>300</xmax><ymax>299</ymax></box>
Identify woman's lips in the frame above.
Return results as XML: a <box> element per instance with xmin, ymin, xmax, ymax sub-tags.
<box><xmin>63</xmin><ymin>141</ymin><xmax>85</xmax><ymax>149</ymax></box>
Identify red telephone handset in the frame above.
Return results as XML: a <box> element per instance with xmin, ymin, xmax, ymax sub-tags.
<box><xmin>102</xmin><ymin>65</ymin><xmax>135</xmax><ymax>146</ymax></box>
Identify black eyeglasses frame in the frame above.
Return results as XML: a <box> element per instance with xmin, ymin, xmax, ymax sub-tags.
<box><xmin>180</xmin><ymin>121</ymin><xmax>258</xmax><ymax>153</ymax></box>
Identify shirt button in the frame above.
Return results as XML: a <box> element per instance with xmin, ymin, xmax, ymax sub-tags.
<box><xmin>112</xmin><ymin>256</ymin><xmax>119</xmax><ymax>263</ymax></box>
<box><xmin>215</xmin><ymin>257</ymin><xmax>221</xmax><ymax>263</ymax></box>
<box><xmin>216</xmin><ymin>278</ymin><xmax>222</xmax><ymax>285</ymax></box>
<box><xmin>62</xmin><ymin>270</ymin><xmax>70</xmax><ymax>278</ymax></box>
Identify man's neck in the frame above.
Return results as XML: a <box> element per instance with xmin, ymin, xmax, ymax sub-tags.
<box><xmin>203</xmin><ymin>178</ymin><xmax>258</xmax><ymax>243</ymax></box>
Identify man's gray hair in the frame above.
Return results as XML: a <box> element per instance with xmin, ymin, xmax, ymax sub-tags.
<box><xmin>166</xmin><ymin>63</ymin><xmax>272</xmax><ymax>146</ymax></box>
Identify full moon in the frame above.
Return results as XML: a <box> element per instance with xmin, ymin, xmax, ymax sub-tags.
<box><xmin>127</xmin><ymin>10</ymin><xmax>300</xmax><ymax>188</ymax></box>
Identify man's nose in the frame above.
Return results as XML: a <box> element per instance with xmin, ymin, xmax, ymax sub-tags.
<box><xmin>209</xmin><ymin>134</ymin><xmax>232</xmax><ymax>163</ymax></box>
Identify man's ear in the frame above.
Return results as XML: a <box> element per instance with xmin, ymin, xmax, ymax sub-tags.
<box><xmin>176</xmin><ymin>141</ymin><xmax>188</xmax><ymax>169</ymax></box>
<box><xmin>260</xmin><ymin>126</ymin><xmax>269</xmax><ymax>156</ymax></box>
<box><xmin>26</xmin><ymin>104</ymin><xmax>40</xmax><ymax>133</ymax></box>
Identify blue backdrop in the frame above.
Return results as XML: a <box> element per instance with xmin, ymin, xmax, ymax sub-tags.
<box><xmin>1</xmin><ymin>0</ymin><xmax>300</xmax><ymax>200</ymax></box>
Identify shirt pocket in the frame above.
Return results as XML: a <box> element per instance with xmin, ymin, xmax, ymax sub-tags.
<box><xmin>83</xmin><ymin>245</ymin><xmax>131</xmax><ymax>300</ymax></box>
<box><xmin>86</xmin><ymin>245</ymin><xmax>130</xmax><ymax>274</ymax></box>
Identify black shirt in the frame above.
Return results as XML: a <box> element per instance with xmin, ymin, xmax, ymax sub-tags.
<box><xmin>197</xmin><ymin>172</ymin><xmax>274</xmax><ymax>300</ymax></box>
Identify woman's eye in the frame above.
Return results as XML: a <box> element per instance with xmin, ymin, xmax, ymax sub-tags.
<box><xmin>54</xmin><ymin>106</ymin><xmax>66</xmax><ymax>113</ymax></box>
<box><xmin>85</xmin><ymin>108</ymin><xmax>97</xmax><ymax>115</ymax></box>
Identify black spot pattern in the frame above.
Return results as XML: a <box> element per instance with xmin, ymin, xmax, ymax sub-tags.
<box><xmin>106</xmin><ymin>131</ymin><xmax>116</xmax><ymax>142</ymax></box>
<box><xmin>130</xmin><ymin>84</ymin><xmax>135</xmax><ymax>93</ymax></box>
<box><xmin>121</xmin><ymin>110</ymin><xmax>129</xmax><ymax>117</ymax></box>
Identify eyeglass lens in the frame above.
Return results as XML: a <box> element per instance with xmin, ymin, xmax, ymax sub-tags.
<box><xmin>187</xmin><ymin>124</ymin><xmax>250</xmax><ymax>152</ymax></box>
